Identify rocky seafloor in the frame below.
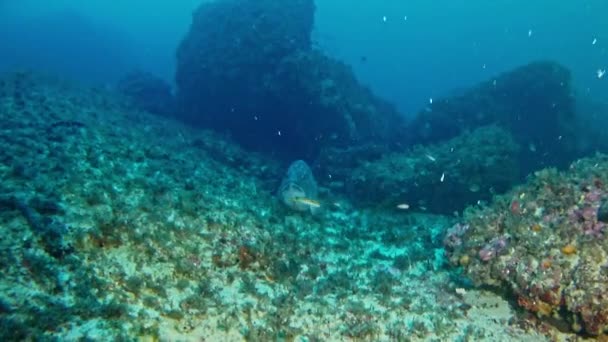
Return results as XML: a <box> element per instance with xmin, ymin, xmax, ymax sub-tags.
<box><xmin>445</xmin><ymin>154</ymin><xmax>608</xmax><ymax>336</ymax></box>
<box><xmin>0</xmin><ymin>72</ymin><xmax>593</xmax><ymax>341</ymax></box>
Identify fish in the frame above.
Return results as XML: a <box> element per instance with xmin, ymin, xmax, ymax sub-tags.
<box><xmin>291</xmin><ymin>197</ymin><xmax>321</xmax><ymax>208</ymax></box>
<box><xmin>396</xmin><ymin>203</ymin><xmax>410</xmax><ymax>210</ymax></box>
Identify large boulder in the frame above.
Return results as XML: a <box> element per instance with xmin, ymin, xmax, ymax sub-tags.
<box><xmin>175</xmin><ymin>0</ymin><xmax>405</xmax><ymax>159</ymax></box>
<box><xmin>346</xmin><ymin>125</ymin><xmax>520</xmax><ymax>214</ymax></box>
<box><xmin>117</xmin><ymin>70</ymin><xmax>174</xmax><ymax>116</ymax></box>
<box><xmin>444</xmin><ymin>154</ymin><xmax>608</xmax><ymax>335</ymax></box>
<box><xmin>267</xmin><ymin>50</ymin><xmax>405</xmax><ymax>154</ymax></box>
<box><xmin>575</xmin><ymin>97</ymin><xmax>608</xmax><ymax>153</ymax></box>
<box><xmin>406</xmin><ymin>61</ymin><xmax>578</xmax><ymax>175</ymax></box>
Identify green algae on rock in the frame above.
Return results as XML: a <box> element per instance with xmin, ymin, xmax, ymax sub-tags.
<box><xmin>347</xmin><ymin>125</ymin><xmax>520</xmax><ymax>214</ymax></box>
<box><xmin>0</xmin><ymin>71</ymin><xmax>560</xmax><ymax>341</ymax></box>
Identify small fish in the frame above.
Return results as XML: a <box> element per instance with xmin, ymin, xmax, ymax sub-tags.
<box><xmin>396</xmin><ymin>203</ymin><xmax>410</xmax><ymax>210</ymax></box>
<box><xmin>440</xmin><ymin>172</ymin><xmax>445</xmax><ymax>182</ymax></box>
<box><xmin>291</xmin><ymin>197</ymin><xmax>321</xmax><ymax>208</ymax></box>
<box><xmin>425</xmin><ymin>154</ymin><xmax>436</xmax><ymax>162</ymax></box>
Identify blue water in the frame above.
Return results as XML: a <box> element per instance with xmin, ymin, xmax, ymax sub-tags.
<box><xmin>1</xmin><ymin>0</ymin><xmax>606</xmax><ymax>114</ymax></box>
<box><xmin>316</xmin><ymin>0</ymin><xmax>608</xmax><ymax>114</ymax></box>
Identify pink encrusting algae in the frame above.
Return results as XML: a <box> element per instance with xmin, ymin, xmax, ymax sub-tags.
<box><xmin>445</xmin><ymin>157</ymin><xmax>608</xmax><ymax>335</ymax></box>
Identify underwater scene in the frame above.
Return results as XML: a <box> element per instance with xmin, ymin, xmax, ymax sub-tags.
<box><xmin>1</xmin><ymin>0</ymin><xmax>608</xmax><ymax>341</ymax></box>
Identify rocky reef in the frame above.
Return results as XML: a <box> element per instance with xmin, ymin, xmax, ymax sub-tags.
<box><xmin>576</xmin><ymin>97</ymin><xmax>608</xmax><ymax>153</ymax></box>
<box><xmin>445</xmin><ymin>154</ymin><xmax>608</xmax><ymax>335</ymax></box>
<box><xmin>175</xmin><ymin>0</ymin><xmax>405</xmax><ymax>159</ymax></box>
<box><xmin>0</xmin><ymin>71</ymin><xmax>564</xmax><ymax>341</ymax></box>
<box><xmin>406</xmin><ymin>61</ymin><xmax>579</xmax><ymax>176</ymax></box>
<box><xmin>345</xmin><ymin>125</ymin><xmax>520</xmax><ymax>214</ymax></box>
<box><xmin>310</xmin><ymin>60</ymin><xmax>596</xmax><ymax>215</ymax></box>
<box><xmin>116</xmin><ymin>70</ymin><xmax>174</xmax><ymax>116</ymax></box>
<box><xmin>2</xmin><ymin>2</ymin><xmax>606</xmax><ymax>338</ymax></box>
